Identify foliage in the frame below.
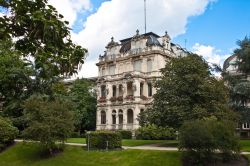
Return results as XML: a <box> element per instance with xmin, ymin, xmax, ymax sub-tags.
<box><xmin>0</xmin><ymin>117</ymin><xmax>18</xmax><ymax>151</ymax></box>
<box><xmin>0</xmin><ymin>39</ymin><xmax>33</xmax><ymax>131</ymax></box>
<box><xmin>68</xmin><ymin>79</ymin><xmax>97</xmax><ymax>133</ymax></box>
<box><xmin>135</xmin><ymin>124</ymin><xmax>176</xmax><ymax>140</ymax></box>
<box><xmin>116</xmin><ymin>130</ymin><xmax>132</xmax><ymax>139</ymax></box>
<box><xmin>139</xmin><ymin>53</ymin><xmax>237</xmax><ymax>129</ymax></box>
<box><xmin>0</xmin><ymin>0</ymin><xmax>87</xmax><ymax>79</ymax></box>
<box><xmin>0</xmin><ymin>0</ymin><xmax>87</xmax><ymax>132</ymax></box>
<box><xmin>223</xmin><ymin>37</ymin><xmax>250</xmax><ymax>123</ymax></box>
<box><xmin>86</xmin><ymin>131</ymin><xmax>122</xmax><ymax>150</ymax></box>
<box><xmin>179</xmin><ymin>119</ymin><xmax>240</xmax><ymax>165</ymax></box>
<box><xmin>22</xmin><ymin>94</ymin><xmax>74</xmax><ymax>153</ymax></box>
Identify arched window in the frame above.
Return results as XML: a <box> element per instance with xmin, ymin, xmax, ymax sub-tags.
<box><xmin>147</xmin><ymin>59</ymin><xmax>152</xmax><ymax>72</ymax></box>
<box><xmin>101</xmin><ymin>111</ymin><xmax>106</xmax><ymax>124</ymax></box>
<box><xmin>127</xmin><ymin>109</ymin><xmax>134</xmax><ymax>124</ymax></box>
<box><xmin>118</xmin><ymin>110</ymin><xmax>123</xmax><ymax>124</ymax></box>
<box><xmin>112</xmin><ymin>110</ymin><xmax>116</xmax><ymax>124</ymax></box>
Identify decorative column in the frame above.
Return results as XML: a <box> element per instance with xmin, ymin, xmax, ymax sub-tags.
<box><xmin>123</xmin><ymin>109</ymin><xmax>127</xmax><ymax>130</ymax></box>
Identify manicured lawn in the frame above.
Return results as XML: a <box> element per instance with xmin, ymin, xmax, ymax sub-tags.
<box><xmin>240</xmin><ymin>140</ymin><xmax>250</xmax><ymax>152</ymax></box>
<box><xmin>0</xmin><ymin>143</ymin><xmax>181</xmax><ymax>166</ymax></box>
<box><xmin>66</xmin><ymin>138</ymin><xmax>86</xmax><ymax>144</ymax></box>
<box><xmin>66</xmin><ymin>138</ymin><xmax>172</xmax><ymax>147</ymax></box>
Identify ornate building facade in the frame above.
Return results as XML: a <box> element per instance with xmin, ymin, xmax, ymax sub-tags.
<box><xmin>96</xmin><ymin>30</ymin><xmax>186</xmax><ymax>130</ymax></box>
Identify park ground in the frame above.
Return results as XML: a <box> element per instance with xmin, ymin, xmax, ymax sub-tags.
<box><xmin>0</xmin><ymin>139</ymin><xmax>250</xmax><ymax>166</ymax></box>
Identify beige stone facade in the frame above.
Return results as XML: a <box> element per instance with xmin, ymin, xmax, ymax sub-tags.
<box><xmin>96</xmin><ymin>30</ymin><xmax>186</xmax><ymax>131</ymax></box>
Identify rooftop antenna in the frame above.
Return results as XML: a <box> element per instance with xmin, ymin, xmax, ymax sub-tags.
<box><xmin>144</xmin><ymin>0</ymin><xmax>147</xmax><ymax>34</ymax></box>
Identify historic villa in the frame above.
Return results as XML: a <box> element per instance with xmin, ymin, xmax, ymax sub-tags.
<box><xmin>95</xmin><ymin>30</ymin><xmax>187</xmax><ymax>131</ymax></box>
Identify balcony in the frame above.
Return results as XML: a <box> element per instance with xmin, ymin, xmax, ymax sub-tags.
<box><xmin>98</xmin><ymin>97</ymin><xmax>107</xmax><ymax>103</ymax></box>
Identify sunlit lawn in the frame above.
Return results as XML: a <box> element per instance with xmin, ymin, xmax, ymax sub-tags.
<box><xmin>0</xmin><ymin>143</ymin><xmax>181</xmax><ymax>166</ymax></box>
<box><xmin>66</xmin><ymin>138</ymin><xmax>174</xmax><ymax>147</ymax></box>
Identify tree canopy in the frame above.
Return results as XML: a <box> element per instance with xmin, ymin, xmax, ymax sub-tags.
<box><xmin>223</xmin><ymin>37</ymin><xmax>250</xmax><ymax>123</ymax></box>
<box><xmin>0</xmin><ymin>0</ymin><xmax>87</xmax><ymax>79</ymax></box>
<box><xmin>139</xmin><ymin>53</ymin><xmax>237</xmax><ymax>129</ymax></box>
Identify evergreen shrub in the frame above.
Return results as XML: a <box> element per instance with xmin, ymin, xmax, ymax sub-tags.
<box><xmin>86</xmin><ymin>131</ymin><xmax>122</xmax><ymax>150</ymax></box>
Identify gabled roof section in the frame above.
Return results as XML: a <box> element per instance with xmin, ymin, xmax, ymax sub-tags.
<box><xmin>120</xmin><ymin>32</ymin><xmax>160</xmax><ymax>43</ymax></box>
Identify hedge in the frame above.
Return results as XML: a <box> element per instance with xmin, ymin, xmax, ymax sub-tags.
<box><xmin>86</xmin><ymin>131</ymin><xmax>122</xmax><ymax>150</ymax></box>
<box><xmin>135</xmin><ymin>124</ymin><xmax>176</xmax><ymax>140</ymax></box>
<box><xmin>116</xmin><ymin>130</ymin><xmax>132</xmax><ymax>139</ymax></box>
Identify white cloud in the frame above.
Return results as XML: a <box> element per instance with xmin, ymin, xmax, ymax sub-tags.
<box><xmin>69</xmin><ymin>0</ymin><xmax>214</xmax><ymax>78</ymax></box>
<box><xmin>192</xmin><ymin>43</ymin><xmax>229</xmax><ymax>66</ymax></box>
<box><xmin>48</xmin><ymin>0</ymin><xmax>92</xmax><ymax>27</ymax></box>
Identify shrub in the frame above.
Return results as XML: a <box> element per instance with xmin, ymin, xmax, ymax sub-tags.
<box><xmin>135</xmin><ymin>124</ymin><xmax>176</xmax><ymax>140</ymax></box>
<box><xmin>86</xmin><ymin>131</ymin><xmax>122</xmax><ymax>150</ymax></box>
<box><xmin>116</xmin><ymin>130</ymin><xmax>132</xmax><ymax>139</ymax></box>
<box><xmin>0</xmin><ymin>117</ymin><xmax>18</xmax><ymax>151</ymax></box>
<box><xmin>179</xmin><ymin>119</ymin><xmax>240</xmax><ymax>165</ymax></box>
<box><xmin>22</xmin><ymin>95</ymin><xmax>74</xmax><ymax>155</ymax></box>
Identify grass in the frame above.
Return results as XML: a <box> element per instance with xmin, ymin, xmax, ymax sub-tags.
<box><xmin>0</xmin><ymin>143</ymin><xmax>181</xmax><ymax>166</ymax></box>
<box><xmin>240</xmin><ymin>140</ymin><xmax>250</xmax><ymax>152</ymax></box>
<box><xmin>66</xmin><ymin>138</ymin><xmax>173</xmax><ymax>147</ymax></box>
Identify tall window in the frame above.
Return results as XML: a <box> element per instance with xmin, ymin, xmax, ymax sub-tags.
<box><xmin>101</xmin><ymin>111</ymin><xmax>106</xmax><ymax>124</ymax></box>
<box><xmin>127</xmin><ymin>109</ymin><xmax>134</xmax><ymax>124</ymax></box>
<box><xmin>148</xmin><ymin>82</ymin><xmax>152</xmax><ymax>97</ymax></box>
<box><xmin>112</xmin><ymin>85</ymin><xmax>117</xmax><ymax>97</ymax></box>
<box><xmin>109</xmin><ymin>65</ymin><xmax>115</xmax><ymax>75</ymax></box>
<box><xmin>101</xmin><ymin>85</ymin><xmax>106</xmax><ymax>97</ymax></box>
<box><xmin>133</xmin><ymin>60</ymin><xmax>142</xmax><ymax>72</ymax></box>
<box><xmin>147</xmin><ymin>59</ymin><xmax>152</xmax><ymax>72</ymax></box>
<box><xmin>140</xmin><ymin>82</ymin><xmax>144</xmax><ymax>96</ymax></box>
<box><xmin>112</xmin><ymin>110</ymin><xmax>116</xmax><ymax>125</ymax></box>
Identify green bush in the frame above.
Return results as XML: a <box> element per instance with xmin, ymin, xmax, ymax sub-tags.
<box><xmin>116</xmin><ymin>130</ymin><xmax>132</xmax><ymax>139</ymax></box>
<box><xmin>86</xmin><ymin>131</ymin><xmax>122</xmax><ymax>150</ymax></box>
<box><xmin>0</xmin><ymin>117</ymin><xmax>18</xmax><ymax>151</ymax></box>
<box><xmin>135</xmin><ymin>124</ymin><xmax>176</xmax><ymax>140</ymax></box>
<box><xmin>179</xmin><ymin>119</ymin><xmax>240</xmax><ymax>165</ymax></box>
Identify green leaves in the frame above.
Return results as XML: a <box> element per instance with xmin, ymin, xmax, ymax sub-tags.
<box><xmin>140</xmin><ymin>53</ymin><xmax>234</xmax><ymax>129</ymax></box>
<box><xmin>0</xmin><ymin>0</ymin><xmax>87</xmax><ymax>78</ymax></box>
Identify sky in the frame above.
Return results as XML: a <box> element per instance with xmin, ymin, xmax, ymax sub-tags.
<box><xmin>12</xmin><ymin>0</ymin><xmax>250</xmax><ymax>77</ymax></box>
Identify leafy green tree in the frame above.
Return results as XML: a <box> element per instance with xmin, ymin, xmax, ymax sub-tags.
<box><xmin>139</xmin><ymin>53</ymin><xmax>237</xmax><ymax>129</ymax></box>
<box><xmin>179</xmin><ymin>119</ymin><xmax>240</xmax><ymax>165</ymax></box>
<box><xmin>223</xmin><ymin>37</ymin><xmax>250</xmax><ymax>124</ymax></box>
<box><xmin>0</xmin><ymin>0</ymin><xmax>87</xmax><ymax>131</ymax></box>
<box><xmin>0</xmin><ymin>39</ymin><xmax>33</xmax><ymax>130</ymax></box>
<box><xmin>22</xmin><ymin>94</ymin><xmax>74</xmax><ymax>154</ymax></box>
<box><xmin>69</xmin><ymin>79</ymin><xmax>97</xmax><ymax>133</ymax></box>
<box><xmin>0</xmin><ymin>0</ymin><xmax>87</xmax><ymax>79</ymax></box>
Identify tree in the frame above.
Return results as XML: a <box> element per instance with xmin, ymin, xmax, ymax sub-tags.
<box><xmin>179</xmin><ymin>119</ymin><xmax>240</xmax><ymax>165</ymax></box>
<box><xmin>139</xmin><ymin>53</ymin><xmax>237</xmax><ymax>129</ymax></box>
<box><xmin>22</xmin><ymin>94</ymin><xmax>74</xmax><ymax>154</ymax></box>
<box><xmin>68</xmin><ymin>79</ymin><xmax>97</xmax><ymax>133</ymax></box>
<box><xmin>223</xmin><ymin>37</ymin><xmax>250</xmax><ymax>124</ymax></box>
<box><xmin>0</xmin><ymin>0</ymin><xmax>87</xmax><ymax>79</ymax></box>
<box><xmin>0</xmin><ymin>0</ymin><xmax>87</xmax><ymax>130</ymax></box>
<box><xmin>0</xmin><ymin>39</ymin><xmax>33</xmax><ymax>130</ymax></box>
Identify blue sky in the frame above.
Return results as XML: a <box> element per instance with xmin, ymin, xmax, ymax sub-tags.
<box><xmin>73</xmin><ymin>0</ymin><xmax>250</xmax><ymax>55</ymax></box>
<box><xmin>173</xmin><ymin>0</ymin><xmax>250</xmax><ymax>55</ymax></box>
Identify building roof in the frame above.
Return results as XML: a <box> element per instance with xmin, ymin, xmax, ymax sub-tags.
<box><xmin>120</xmin><ymin>32</ymin><xmax>160</xmax><ymax>43</ymax></box>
